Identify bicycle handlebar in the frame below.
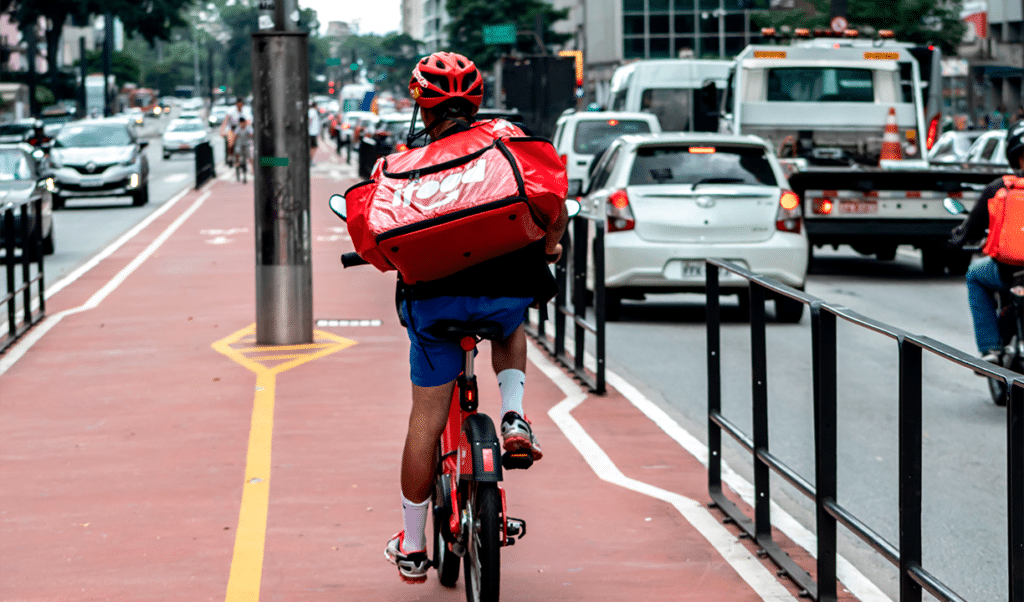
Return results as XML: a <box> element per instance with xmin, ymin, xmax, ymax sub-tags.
<box><xmin>341</xmin><ymin>252</ymin><xmax>370</xmax><ymax>268</ymax></box>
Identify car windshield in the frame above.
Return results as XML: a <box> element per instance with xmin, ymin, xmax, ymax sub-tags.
<box><xmin>0</xmin><ymin>151</ymin><xmax>32</xmax><ymax>180</ymax></box>
<box><xmin>574</xmin><ymin>119</ymin><xmax>652</xmax><ymax>154</ymax></box>
<box><xmin>170</xmin><ymin>122</ymin><xmax>205</xmax><ymax>132</ymax></box>
<box><xmin>628</xmin><ymin>145</ymin><xmax>777</xmax><ymax>186</ymax></box>
<box><xmin>0</xmin><ymin>123</ymin><xmax>33</xmax><ymax>136</ymax></box>
<box><xmin>54</xmin><ymin>124</ymin><xmax>133</xmax><ymax>147</ymax></box>
<box><xmin>767</xmin><ymin>68</ymin><xmax>874</xmax><ymax>102</ymax></box>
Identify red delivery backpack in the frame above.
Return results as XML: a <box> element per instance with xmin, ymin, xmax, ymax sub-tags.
<box><xmin>983</xmin><ymin>175</ymin><xmax>1024</xmax><ymax>266</ymax></box>
<box><xmin>344</xmin><ymin>119</ymin><xmax>568</xmax><ymax>283</ymax></box>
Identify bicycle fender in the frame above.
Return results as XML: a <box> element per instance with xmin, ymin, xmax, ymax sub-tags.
<box><xmin>458</xmin><ymin>413</ymin><xmax>503</xmax><ymax>482</ymax></box>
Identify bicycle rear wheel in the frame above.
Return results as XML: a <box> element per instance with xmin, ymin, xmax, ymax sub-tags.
<box><xmin>433</xmin><ymin>472</ymin><xmax>460</xmax><ymax>587</ymax></box>
<box><xmin>464</xmin><ymin>481</ymin><xmax>500</xmax><ymax>602</ymax></box>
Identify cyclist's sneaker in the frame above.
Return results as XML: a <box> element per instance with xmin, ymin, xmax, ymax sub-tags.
<box><xmin>384</xmin><ymin>531</ymin><xmax>429</xmax><ymax>584</ymax></box>
<box><xmin>501</xmin><ymin>412</ymin><xmax>543</xmax><ymax>460</ymax></box>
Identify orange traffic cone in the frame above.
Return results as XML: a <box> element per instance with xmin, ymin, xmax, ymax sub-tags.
<box><xmin>879</xmin><ymin>107</ymin><xmax>902</xmax><ymax>163</ymax></box>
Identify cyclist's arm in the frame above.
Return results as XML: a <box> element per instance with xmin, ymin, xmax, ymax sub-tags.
<box><xmin>950</xmin><ymin>180</ymin><xmax>999</xmax><ymax>247</ymax></box>
<box><xmin>544</xmin><ymin>203</ymin><xmax>569</xmax><ymax>260</ymax></box>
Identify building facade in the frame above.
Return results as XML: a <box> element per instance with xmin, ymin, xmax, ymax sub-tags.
<box><xmin>401</xmin><ymin>0</ymin><xmax>449</xmax><ymax>53</ymax></box>
<box><xmin>958</xmin><ymin>0</ymin><xmax>1023</xmax><ymax>127</ymax></box>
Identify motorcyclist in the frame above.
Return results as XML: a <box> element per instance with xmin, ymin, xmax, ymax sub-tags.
<box><xmin>949</xmin><ymin>120</ymin><xmax>1024</xmax><ymax>364</ymax></box>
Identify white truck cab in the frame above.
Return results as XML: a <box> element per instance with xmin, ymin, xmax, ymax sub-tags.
<box><xmin>552</xmin><ymin>111</ymin><xmax>662</xmax><ymax>195</ymax></box>
<box><xmin>608</xmin><ymin>59</ymin><xmax>732</xmax><ymax>133</ymax></box>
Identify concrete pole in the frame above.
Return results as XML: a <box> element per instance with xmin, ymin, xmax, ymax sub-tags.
<box><xmin>251</xmin><ymin>0</ymin><xmax>312</xmax><ymax>344</ymax></box>
<box><xmin>78</xmin><ymin>35</ymin><xmax>87</xmax><ymax>115</ymax></box>
<box><xmin>25</xmin><ymin>20</ymin><xmax>37</xmax><ymax>117</ymax></box>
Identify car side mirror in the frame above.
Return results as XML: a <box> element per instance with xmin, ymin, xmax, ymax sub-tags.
<box><xmin>328</xmin><ymin>193</ymin><xmax>347</xmax><ymax>221</ymax></box>
<box><xmin>943</xmin><ymin>197</ymin><xmax>968</xmax><ymax>215</ymax></box>
<box><xmin>139</xmin><ymin>140</ymin><xmax>149</xmax><ymax>148</ymax></box>
<box><xmin>565</xmin><ymin>198</ymin><xmax>582</xmax><ymax>218</ymax></box>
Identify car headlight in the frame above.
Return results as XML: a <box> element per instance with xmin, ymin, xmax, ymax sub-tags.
<box><xmin>45</xmin><ymin>177</ymin><xmax>56</xmax><ymax>192</ymax></box>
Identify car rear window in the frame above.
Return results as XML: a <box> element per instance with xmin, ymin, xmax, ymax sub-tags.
<box><xmin>573</xmin><ymin>119</ymin><xmax>651</xmax><ymax>154</ymax></box>
<box><xmin>628</xmin><ymin>145</ymin><xmax>777</xmax><ymax>186</ymax></box>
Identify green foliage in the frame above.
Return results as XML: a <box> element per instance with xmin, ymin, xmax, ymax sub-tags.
<box><xmin>76</xmin><ymin>50</ymin><xmax>142</xmax><ymax>86</ymax></box>
<box><xmin>338</xmin><ymin>32</ymin><xmax>426</xmax><ymax>93</ymax></box>
<box><xmin>445</xmin><ymin>0</ymin><xmax>573</xmax><ymax>67</ymax></box>
<box><xmin>753</xmin><ymin>0</ymin><xmax>966</xmax><ymax>55</ymax></box>
<box><xmin>33</xmin><ymin>85</ymin><xmax>55</xmax><ymax>106</ymax></box>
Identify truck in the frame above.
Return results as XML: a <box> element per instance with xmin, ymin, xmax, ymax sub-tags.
<box><xmin>608</xmin><ymin>59</ymin><xmax>732</xmax><ymax>132</ymax></box>
<box><xmin>719</xmin><ymin>34</ymin><xmax>1004</xmax><ymax>274</ymax></box>
<box><xmin>84</xmin><ymin>74</ymin><xmax>115</xmax><ymax>117</ymax></box>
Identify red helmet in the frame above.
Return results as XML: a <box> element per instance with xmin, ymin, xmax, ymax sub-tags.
<box><xmin>408</xmin><ymin>51</ymin><xmax>483</xmax><ymax>110</ymax></box>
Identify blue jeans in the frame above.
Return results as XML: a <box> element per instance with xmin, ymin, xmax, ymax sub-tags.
<box><xmin>966</xmin><ymin>257</ymin><xmax>1010</xmax><ymax>353</ymax></box>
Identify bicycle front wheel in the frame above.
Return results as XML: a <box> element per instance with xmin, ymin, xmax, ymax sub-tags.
<box><xmin>464</xmin><ymin>481</ymin><xmax>500</xmax><ymax>602</ymax></box>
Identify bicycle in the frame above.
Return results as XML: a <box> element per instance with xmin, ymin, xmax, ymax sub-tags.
<box><xmin>234</xmin><ymin>144</ymin><xmax>250</xmax><ymax>183</ymax></box>
<box><xmin>328</xmin><ymin>196</ymin><xmax>533</xmax><ymax>601</ymax></box>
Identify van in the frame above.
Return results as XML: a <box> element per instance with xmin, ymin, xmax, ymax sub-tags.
<box><xmin>608</xmin><ymin>59</ymin><xmax>732</xmax><ymax>132</ymax></box>
<box><xmin>552</xmin><ymin>111</ymin><xmax>662</xmax><ymax>194</ymax></box>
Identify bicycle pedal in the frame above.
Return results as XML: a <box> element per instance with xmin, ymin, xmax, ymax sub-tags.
<box><xmin>505</xmin><ymin>516</ymin><xmax>526</xmax><ymax>540</ymax></box>
<box><xmin>502</xmin><ymin>450</ymin><xmax>534</xmax><ymax>470</ymax></box>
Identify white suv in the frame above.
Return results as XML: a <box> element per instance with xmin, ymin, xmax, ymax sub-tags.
<box><xmin>552</xmin><ymin>111</ymin><xmax>661</xmax><ymax>195</ymax></box>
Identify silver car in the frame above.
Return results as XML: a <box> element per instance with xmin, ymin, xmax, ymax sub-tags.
<box><xmin>583</xmin><ymin>132</ymin><xmax>808</xmax><ymax>322</ymax></box>
<box><xmin>0</xmin><ymin>143</ymin><xmax>54</xmax><ymax>255</ymax></box>
<box><xmin>47</xmin><ymin>119</ymin><xmax>150</xmax><ymax>208</ymax></box>
<box><xmin>162</xmin><ymin>119</ymin><xmax>210</xmax><ymax>159</ymax></box>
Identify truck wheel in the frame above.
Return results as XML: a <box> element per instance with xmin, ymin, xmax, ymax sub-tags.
<box><xmin>921</xmin><ymin>246</ymin><xmax>946</xmax><ymax>276</ymax></box>
<box><xmin>875</xmin><ymin>245</ymin><xmax>897</xmax><ymax>261</ymax></box>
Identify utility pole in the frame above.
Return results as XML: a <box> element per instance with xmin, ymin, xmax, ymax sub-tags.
<box><xmin>25</xmin><ymin>19</ymin><xmax>37</xmax><ymax>117</ymax></box>
<box><xmin>831</xmin><ymin>0</ymin><xmax>848</xmax><ymax>19</ymax></box>
<box><xmin>251</xmin><ymin>0</ymin><xmax>312</xmax><ymax>344</ymax></box>
<box><xmin>103</xmin><ymin>13</ymin><xmax>113</xmax><ymax>116</ymax></box>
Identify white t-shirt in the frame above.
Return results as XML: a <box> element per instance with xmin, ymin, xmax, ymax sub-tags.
<box><xmin>225</xmin><ymin>105</ymin><xmax>252</xmax><ymax>130</ymax></box>
<box><xmin>308</xmin><ymin>107</ymin><xmax>321</xmax><ymax>136</ymax></box>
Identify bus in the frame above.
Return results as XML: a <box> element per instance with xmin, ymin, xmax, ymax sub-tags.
<box><xmin>341</xmin><ymin>83</ymin><xmax>375</xmax><ymax>114</ymax></box>
<box><xmin>126</xmin><ymin>86</ymin><xmax>159</xmax><ymax>117</ymax></box>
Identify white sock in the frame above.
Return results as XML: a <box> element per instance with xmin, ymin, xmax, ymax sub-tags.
<box><xmin>497</xmin><ymin>369</ymin><xmax>525</xmax><ymax>418</ymax></box>
<box><xmin>401</xmin><ymin>495</ymin><xmax>429</xmax><ymax>552</ymax></box>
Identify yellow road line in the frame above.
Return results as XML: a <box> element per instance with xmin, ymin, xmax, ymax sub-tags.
<box><xmin>213</xmin><ymin>324</ymin><xmax>356</xmax><ymax>602</ymax></box>
<box><xmin>234</xmin><ymin>343</ymin><xmax>337</xmax><ymax>353</ymax></box>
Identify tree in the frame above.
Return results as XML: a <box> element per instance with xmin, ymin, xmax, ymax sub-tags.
<box><xmin>445</xmin><ymin>0</ymin><xmax>572</xmax><ymax>68</ymax></box>
<box><xmin>753</xmin><ymin>0</ymin><xmax>966</xmax><ymax>55</ymax></box>
<box><xmin>1</xmin><ymin>0</ymin><xmax>193</xmax><ymax>93</ymax></box>
<box><xmin>76</xmin><ymin>49</ymin><xmax>141</xmax><ymax>86</ymax></box>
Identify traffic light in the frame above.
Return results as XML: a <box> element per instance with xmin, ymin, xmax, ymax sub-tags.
<box><xmin>328</xmin><ymin>80</ymin><xmax>335</xmax><ymax>94</ymax></box>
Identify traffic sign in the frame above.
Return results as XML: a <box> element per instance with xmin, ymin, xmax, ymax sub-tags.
<box><xmin>830</xmin><ymin>15</ymin><xmax>848</xmax><ymax>33</ymax></box>
<box><xmin>483</xmin><ymin>23</ymin><xmax>517</xmax><ymax>45</ymax></box>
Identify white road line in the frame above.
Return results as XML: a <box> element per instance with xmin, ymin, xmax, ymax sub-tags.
<box><xmin>164</xmin><ymin>173</ymin><xmax>188</xmax><ymax>184</ymax></box>
<box><xmin>539</xmin><ymin>333</ymin><xmax>891</xmax><ymax>602</ymax></box>
<box><xmin>0</xmin><ymin>190</ymin><xmax>213</xmax><ymax>377</ymax></box>
<box><xmin>529</xmin><ymin>344</ymin><xmax>797</xmax><ymax>602</ymax></box>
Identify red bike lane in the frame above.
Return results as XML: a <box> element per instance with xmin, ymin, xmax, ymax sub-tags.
<box><xmin>0</xmin><ymin>147</ymin><xmax>864</xmax><ymax>601</ymax></box>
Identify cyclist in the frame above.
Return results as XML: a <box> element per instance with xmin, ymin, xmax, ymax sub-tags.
<box><xmin>220</xmin><ymin>97</ymin><xmax>251</xmax><ymax>166</ymax></box>
<box><xmin>949</xmin><ymin>120</ymin><xmax>1024</xmax><ymax>364</ymax></box>
<box><xmin>383</xmin><ymin>51</ymin><xmax>569</xmax><ymax>584</ymax></box>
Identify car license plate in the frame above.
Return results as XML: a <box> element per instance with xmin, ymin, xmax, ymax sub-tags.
<box><xmin>80</xmin><ymin>176</ymin><xmax>103</xmax><ymax>187</ymax></box>
<box><xmin>663</xmin><ymin>260</ymin><xmax>705</xmax><ymax>280</ymax></box>
<box><xmin>839</xmin><ymin>199</ymin><xmax>877</xmax><ymax>214</ymax></box>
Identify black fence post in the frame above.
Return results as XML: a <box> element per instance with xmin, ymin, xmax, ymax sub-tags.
<box><xmin>899</xmin><ymin>339</ymin><xmax>923</xmax><ymax>602</ymax></box>
<box><xmin>749</xmin><ymin>282</ymin><xmax>772</xmax><ymax>541</ymax></box>
<box><xmin>4</xmin><ymin>207</ymin><xmax>15</xmax><ymax>336</ymax></box>
<box><xmin>1009</xmin><ymin>380</ymin><xmax>1024</xmax><ymax>602</ymax></box>
<box><xmin>572</xmin><ymin>215</ymin><xmax>588</xmax><ymax>374</ymax></box>
<box><xmin>195</xmin><ymin>141</ymin><xmax>215</xmax><ymax>189</ymax></box>
<box><xmin>813</xmin><ymin>304</ymin><xmax>838</xmax><ymax>602</ymax></box>
<box><xmin>32</xmin><ymin>197</ymin><xmax>44</xmax><ymax>317</ymax></box>
<box><xmin>553</xmin><ymin>229</ymin><xmax>570</xmax><ymax>357</ymax></box>
<box><xmin>593</xmin><ymin>225</ymin><xmax>605</xmax><ymax>394</ymax></box>
<box><xmin>707</xmin><ymin>262</ymin><xmax>722</xmax><ymax>496</ymax></box>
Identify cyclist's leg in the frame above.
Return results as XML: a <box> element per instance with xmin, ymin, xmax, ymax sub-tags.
<box><xmin>966</xmin><ymin>257</ymin><xmax>1006</xmax><ymax>355</ymax></box>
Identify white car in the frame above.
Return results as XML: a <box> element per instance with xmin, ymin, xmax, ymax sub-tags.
<box><xmin>963</xmin><ymin>129</ymin><xmax>1009</xmax><ymax>166</ymax></box>
<box><xmin>552</xmin><ymin>111</ymin><xmax>662</xmax><ymax>195</ymax></box>
<box><xmin>583</xmin><ymin>132</ymin><xmax>808</xmax><ymax>321</ymax></box>
<box><xmin>162</xmin><ymin>120</ymin><xmax>210</xmax><ymax>159</ymax></box>
<box><xmin>340</xmin><ymin>111</ymin><xmax>377</xmax><ymax>146</ymax></box>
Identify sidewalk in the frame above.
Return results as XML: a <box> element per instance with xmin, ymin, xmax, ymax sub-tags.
<box><xmin>0</xmin><ymin>143</ymin><xmax>860</xmax><ymax>601</ymax></box>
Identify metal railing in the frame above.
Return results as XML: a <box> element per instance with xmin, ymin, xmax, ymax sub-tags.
<box><xmin>2</xmin><ymin>197</ymin><xmax>46</xmax><ymax>353</ymax></box>
<box><xmin>525</xmin><ymin>214</ymin><xmax>606</xmax><ymax>393</ymax></box>
<box><xmin>705</xmin><ymin>258</ymin><xmax>1023</xmax><ymax>602</ymax></box>
<box><xmin>195</xmin><ymin>141</ymin><xmax>215</xmax><ymax>189</ymax></box>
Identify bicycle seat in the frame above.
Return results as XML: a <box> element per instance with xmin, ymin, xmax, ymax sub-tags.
<box><xmin>427</xmin><ymin>320</ymin><xmax>505</xmax><ymax>342</ymax></box>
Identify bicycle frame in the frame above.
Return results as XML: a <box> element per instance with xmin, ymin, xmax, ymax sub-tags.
<box><xmin>437</xmin><ymin>336</ymin><xmax>504</xmax><ymax>541</ymax></box>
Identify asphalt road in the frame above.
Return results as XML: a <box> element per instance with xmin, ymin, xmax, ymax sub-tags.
<box><xmin>603</xmin><ymin>246</ymin><xmax>1010</xmax><ymax>602</ymax></box>
<box><xmin>45</xmin><ymin>111</ymin><xmax>226</xmax><ymax>286</ymax></box>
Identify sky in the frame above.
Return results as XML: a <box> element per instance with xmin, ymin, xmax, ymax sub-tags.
<box><xmin>299</xmin><ymin>0</ymin><xmax>404</xmax><ymax>36</ymax></box>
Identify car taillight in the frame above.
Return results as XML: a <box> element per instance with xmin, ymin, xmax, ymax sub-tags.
<box><xmin>342</xmin><ymin>124</ymin><xmax>350</xmax><ymax>129</ymax></box>
<box><xmin>606</xmin><ymin>189</ymin><xmax>635</xmax><ymax>233</ymax></box>
<box><xmin>776</xmin><ymin>190</ymin><xmax>802</xmax><ymax>233</ymax></box>
<box><xmin>926</xmin><ymin>113</ymin><xmax>939</xmax><ymax>150</ymax></box>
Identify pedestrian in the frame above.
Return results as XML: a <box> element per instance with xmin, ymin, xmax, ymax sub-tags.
<box><xmin>308</xmin><ymin>101</ymin><xmax>320</xmax><ymax>163</ymax></box>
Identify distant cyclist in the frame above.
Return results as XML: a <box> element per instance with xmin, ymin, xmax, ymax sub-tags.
<box><xmin>382</xmin><ymin>51</ymin><xmax>568</xmax><ymax>584</ymax></box>
<box><xmin>949</xmin><ymin>121</ymin><xmax>1024</xmax><ymax>364</ymax></box>
<box><xmin>234</xmin><ymin>116</ymin><xmax>253</xmax><ymax>181</ymax></box>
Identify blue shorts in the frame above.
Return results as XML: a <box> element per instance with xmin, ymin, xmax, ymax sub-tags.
<box><xmin>402</xmin><ymin>296</ymin><xmax>533</xmax><ymax>387</ymax></box>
